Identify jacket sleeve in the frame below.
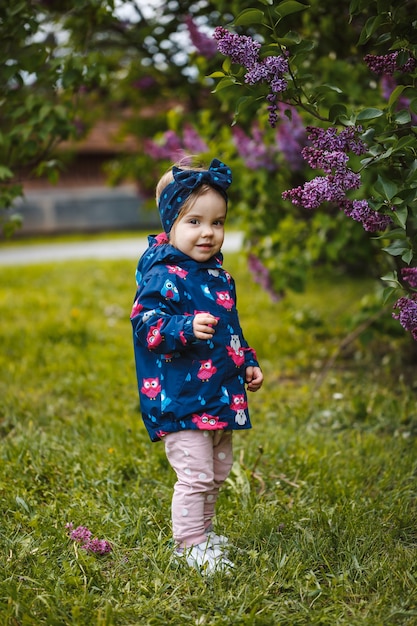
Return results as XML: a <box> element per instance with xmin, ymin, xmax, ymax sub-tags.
<box><xmin>130</xmin><ymin>269</ymin><xmax>196</xmax><ymax>355</ymax></box>
<box><xmin>230</xmin><ymin>276</ymin><xmax>260</xmax><ymax>369</ymax></box>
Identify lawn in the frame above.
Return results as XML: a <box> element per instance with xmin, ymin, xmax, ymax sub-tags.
<box><xmin>0</xmin><ymin>250</ymin><xmax>416</xmax><ymax>625</ymax></box>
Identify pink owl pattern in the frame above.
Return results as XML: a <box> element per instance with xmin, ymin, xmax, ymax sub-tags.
<box><xmin>130</xmin><ymin>299</ymin><xmax>143</xmax><ymax>319</ymax></box>
<box><xmin>141</xmin><ymin>377</ymin><xmax>161</xmax><ymax>399</ymax></box>
<box><xmin>197</xmin><ymin>359</ymin><xmax>217</xmax><ymax>381</ymax></box>
<box><xmin>146</xmin><ymin>318</ymin><xmax>164</xmax><ymax>349</ymax></box>
<box><xmin>192</xmin><ymin>413</ymin><xmax>228</xmax><ymax>430</ymax></box>
<box><xmin>216</xmin><ymin>291</ymin><xmax>234</xmax><ymax>310</ymax></box>
<box><xmin>167</xmin><ymin>264</ymin><xmax>188</xmax><ymax>279</ymax></box>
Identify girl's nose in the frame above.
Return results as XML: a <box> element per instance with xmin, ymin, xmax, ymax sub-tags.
<box><xmin>202</xmin><ymin>224</ymin><xmax>213</xmax><ymax>236</ymax></box>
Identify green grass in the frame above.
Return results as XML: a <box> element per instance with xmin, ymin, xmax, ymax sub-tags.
<box><xmin>1</xmin><ymin>250</ymin><xmax>417</xmax><ymax>625</ymax></box>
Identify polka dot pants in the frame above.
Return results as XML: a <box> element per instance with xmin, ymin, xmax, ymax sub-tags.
<box><xmin>164</xmin><ymin>429</ymin><xmax>233</xmax><ymax>548</ymax></box>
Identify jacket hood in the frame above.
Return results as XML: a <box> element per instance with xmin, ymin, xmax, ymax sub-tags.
<box><xmin>136</xmin><ymin>233</ymin><xmax>224</xmax><ymax>280</ymax></box>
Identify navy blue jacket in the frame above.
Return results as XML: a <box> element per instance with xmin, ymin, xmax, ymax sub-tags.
<box><xmin>131</xmin><ymin>235</ymin><xmax>260</xmax><ymax>442</ymax></box>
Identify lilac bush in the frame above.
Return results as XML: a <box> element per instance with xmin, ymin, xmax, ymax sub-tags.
<box><xmin>211</xmin><ymin>6</ymin><xmax>417</xmax><ymax>343</ymax></box>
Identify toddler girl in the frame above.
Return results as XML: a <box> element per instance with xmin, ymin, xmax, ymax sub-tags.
<box><xmin>131</xmin><ymin>158</ymin><xmax>263</xmax><ymax>574</ymax></box>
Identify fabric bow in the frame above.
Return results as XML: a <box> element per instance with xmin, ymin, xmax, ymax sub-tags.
<box><xmin>158</xmin><ymin>158</ymin><xmax>232</xmax><ymax>234</ymax></box>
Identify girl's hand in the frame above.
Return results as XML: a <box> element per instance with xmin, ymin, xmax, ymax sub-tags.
<box><xmin>245</xmin><ymin>366</ymin><xmax>264</xmax><ymax>392</ymax></box>
<box><xmin>193</xmin><ymin>313</ymin><xmax>218</xmax><ymax>340</ymax></box>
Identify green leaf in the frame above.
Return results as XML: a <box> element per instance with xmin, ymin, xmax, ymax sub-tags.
<box><xmin>222</xmin><ymin>57</ymin><xmax>232</xmax><ymax>73</ymax></box>
<box><xmin>274</xmin><ymin>1</ymin><xmax>310</xmax><ymax>20</ymax></box>
<box><xmin>356</xmin><ymin>108</ymin><xmax>384</xmax><ymax>121</ymax></box>
<box><xmin>211</xmin><ymin>77</ymin><xmax>238</xmax><ymax>93</ymax></box>
<box><xmin>392</xmin><ymin>206</ymin><xmax>408</xmax><ymax>229</ymax></box>
<box><xmin>235</xmin><ymin>96</ymin><xmax>256</xmax><ymax>117</ymax></box>
<box><xmin>394</xmin><ymin>110</ymin><xmax>411</xmax><ymax>124</ymax></box>
<box><xmin>314</xmin><ymin>84</ymin><xmax>343</xmax><ymax>97</ymax></box>
<box><xmin>402</xmin><ymin>249</ymin><xmax>414</xmax><ymax>264</ymax></box>
<box><xmin>382</xmin><ymin>240</ymin><xmax>411</xmax><ymax>256</ymax></box>
<box><xmin>388</xmin><ymin>85</ymin><xmax>406</xmax><ymax>108</ymax></box>
<box><xmin>380</xmin><ymin>271</ymin><xmax>399</xmax><ymax>286</ymax></box>
<box><xmin>329</xmin><ymin>104</ymin><xmax>348</xmax><ymax>123</ymax></box>
<box><xmin>394</xmin><ymin>135</ymin><xmax>415</xmax><ymax>151</ymax></box>
<box><xmin>208</xmin><ymin>72</ymin><xmax>226</xmax><ymax>78</ymax></box>
<box><xmin>357</xmin><ymin>15</ymin><xmax>385</xmax><ymax>45</ymax></box>
<box><xmin>381</xmin><ymin>285</ymin><xmax>400</xmax><ymax>304</ymax></box>
<box><xmin>276</xmin><ymin>31</ymin><xmax>302</xmax><ymax>46</ymax></box>
<box><xmin>375</xmin><ymin>175</ymin><xmax>398</xmax><ymax>201</ymax></box>
<box><xmin>232</xmin><ymin>9</ymin><xmax>265</xmax><ymax>26</ymax></box>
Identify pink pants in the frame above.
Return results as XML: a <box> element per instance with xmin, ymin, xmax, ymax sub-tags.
<box><xmin>164</xmin><ymin>429</ymin><xmax>233</xmax><ymax>548</ymax></box>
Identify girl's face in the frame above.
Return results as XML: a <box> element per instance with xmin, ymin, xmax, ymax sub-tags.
<box><xmin>169</xmin><ymin>189</ymin><xmax>227</xmax><ymax>262</ymax></box>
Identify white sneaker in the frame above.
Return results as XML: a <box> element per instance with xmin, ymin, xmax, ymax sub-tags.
<box><xmin>205</xmin><ymin>530</ymin><xmax>229</xmax><ymax>548</ymax></box>
<box><xmin>175</xmin><ymin>540</ymin><xmax>234</xmax><ymax>575</ymax></box>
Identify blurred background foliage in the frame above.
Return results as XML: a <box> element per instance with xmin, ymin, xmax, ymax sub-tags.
<box><xmin>1</xmin><ymin>0</ymin><xmax>416</xmax><ymax>348</ymax></box>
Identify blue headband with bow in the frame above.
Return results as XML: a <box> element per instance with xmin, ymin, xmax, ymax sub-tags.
<box><xmin>158</xmin><ymin>158</ymin><xmax>232</xmax><ymax>233</ymax></box>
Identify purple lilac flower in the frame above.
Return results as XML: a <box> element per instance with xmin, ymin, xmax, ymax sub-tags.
<box><xmin>305</xmin><ymin>126</ymin><xmax>367</xmax><ymax>156</ymax></box>
<box><xmin>401</xmin><ymin>268</ymin><xmax>417</xmax><ymax>289</ymax></box>
<box><xmin>144</xmin><ymin>126</ymin><xmax>208</xmax><ymax>162</ymax></box>
<box><xmin>302</xmin><ymin>147</ymin><xmax>349</xmax><ymax>173</ymax></box>
<box><xmin>392</xmin><ymin>295</ymin><xmax>417</xmax><ymax>340</ymax></box>
<box><xmin>340</xmin><ymin>199</ymin><xmax>393</xmax><ymax>232</ymax></box>
<box><xmin>283</xmin><ymin>173</ymin><xmax>359</xmax><ymax>209</ymax></box>
<box><xmin>182</xmin><ymin>124</ymin><xmax>209</xmax><ymax>153</ymax></box>
<box><xmin>275</xmin><ymin>104</ymin><xmax>306</xmax><ymax>170</ymax></box>
<box><xmin>248</xmin><ymin>254</ymin><xmax>283</xmax><ymax>302</ymax></box>
<box><xmin>233</xmin><ymin>124</ymin><xmax>277</xmax><ymax>171</ymax></box>
<box><xmin>282</xmin><ymin>125</ymin><xmax>368</xmax><ymax>213</ymax></box>
<box><xmin>185</xmin><ymin>16</ymin><xmax>217</xmax><ymax>58</ymax></box>
<box><xmin>233</xmin><ymin>107</ymin><xmax>306</xmax><ymax>171</ymax></box>
<box><xmin>213</xmin><ymin>27</ymin><xmax>289</xmax><ymax>127</ymax></box>
<box><xmin>213</xmin><ymin>26</ymin><xmax>261</xmax><ymax>68</ymax></box>
<box><xmin>364</xmin><ymin>52</ymin><xmax>417</xmax><ymax>75</ymax></box>
<box><xmin>245</xmin><ymin>55</ymin><xmax>288</xmax><ymax>90</ymax></box>
<box><xmin>144</xmin><ymin>130</ymin><xmax>183</xmax><ymax>160</ymax></box>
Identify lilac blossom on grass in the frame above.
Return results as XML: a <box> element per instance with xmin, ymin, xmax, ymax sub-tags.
<box><xmin>393</xmin><ymin>295</ymin><xmax>417</xmax><ymax>340</ymax></box>
<box><xmin>213</xmin><ymin>26</ymin><xmax>289</xmax><ymax>127</ymax></box>
<box><xmin>66</xmin><ymin>523</ymin><xmax>112</xmax><ymax>555</ymax></box>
